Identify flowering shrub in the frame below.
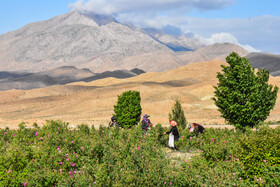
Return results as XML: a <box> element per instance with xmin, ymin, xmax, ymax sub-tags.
<box><xmin>0</xmin><ymin>120</ymin><xmax>279</xmax><ymax>186</ymax></box>
<box><xmin>237</xmin><ymin>125</ymin><xmax>280</xmax><ymax>181</ymax></box>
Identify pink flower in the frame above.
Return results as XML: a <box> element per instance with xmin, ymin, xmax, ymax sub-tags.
<box><xmin>66</xmin><ymin>158</ymin><xmax>70</xmax><ymax>161</ymax></box>
<box><xmin>70</xmin><ymin>171</ymin><xmax>72</xmax><ymax>175</ymax></box>
<box><xmin>210</xmin><ymin>138</ymin><xmax>214</xmax><ymax>141</ymax></box>
<box><xmin>74</xmin><ymin>171</ymin><xmax>76</xmax><ymax>174</ymax></box>
<box><xmin>71</xmin><ymin>141</ymin><xmax>74</xmax><ymax>143</ymax></box>
<box><xmin>70</xmin><ymin>175</ymin><xmax>73</xmax><ymax>178</ymax></box>
<box><xmin>35</xmin><ymin>132</ymin><xmax>38</xmax><ymax>136</ymax></box>
<box><xmin>264</xmin><ymin>160</ymin><xmax>267</xmax><ymax>163</ymax></box>
<box><xmin>230</xmin><ymin>155</ymin><xmax>232</xmax><ymax>158</ymax></box>
<box><xmin>121</xmin><ymin>168</ymin><xmax>123</xmax><ymax>171</ymax></box>
<box><xmin>137</xmin><ymin>147</ymin><xmax>140</xmax><ymax>150</ymax></box>
<box><xmin>81</xmin><ymin>146</ymin><xmax>83</xmax><ymax>149</ymax></box>
<box><xmin>181</xmin><ymin>136</ymin><xmax>184</xmax><ymax>138</ymax></box>
<box><xmin>102</xmin><ymin>130</ymin><xmax>104</xmax><ymax>133</ymax></box>
<box><xmin>24</xmin><ymin>182</ymin><xmax>27</xmax><ymax>186</ymax></box>
<box><xmin>198</xmin><ymin>139</ymin><xmax>201</xmax><ymax>141</ymax></box>
<box><xmin>57</xmin><ymin>148</ymin><xmax>60</xmax><ymax>150</ymax></box>
<box><xmin>233</xmin><ymin>173</ymin><xmax>236</xmax><ymax>175</ymax></box>
<box><xmin>4</xmin><ymin>132</ymin><xmax>7</xmax><ymax>135</ymax></box>
<box><xmin>68</xmin><ymin>130</ymin><xmax>71</xmax><ymax>132</ymax></box>
<box><xmin>170</xmin><ymin>182</ymin><xmax>172</xmax><ymax>185</ymax></box>
<box><xmin>72</xmin><ymin>163</ymin><xmax>75</xmax><ymax>166</ymax></box>
<box><xmin>40</xmin><ymin>137</ymin><xmax>43</xmax><ymax>140</ymax></box>
<box><xmin>59</xmin><ymin>169</ymin><xmax>62</xmax><ymax>173</ymax></box>
<box><xmin>224</xmin><ymin>141</ymin><xmax>227</xmax><ymax>143</ymax></box>
<box><xmin>57</xmin><ymin>127</ymin><xmax>60</xmax><ymax>130</ymax></box>
<box><xmin>59</xmin><ymin>162</ymin><xmax>63</xmax><ymax>165</ymax></box>
<box><xmin>12</xmin><ymin>134</ymin><xmax>15</xmax><ymax>136</ymax></box>
<box><xmin>233</xmin><ymin>184</ymin><xmax>236</xmax><ymax>186</ymax></box>
<box><xmin>8</xmin><ymin>170</ymin><xmax>11</xmax><ymax>173</ymax></box>
<box><xmin>189</xmin><ymin>137</ymin><xmax>192</xmax><ymax>140</ymax></box>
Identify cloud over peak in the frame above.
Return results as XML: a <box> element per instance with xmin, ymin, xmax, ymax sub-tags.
<box><xmin>69</xmin><ymin>0</ymin><xmax>234</xmax><ymax>16</ymax></box>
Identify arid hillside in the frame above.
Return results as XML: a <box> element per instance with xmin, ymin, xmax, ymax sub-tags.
<box><xmin>0</xmin><ymin>59</ymin><xmax>280</xmax><ymax>128</ymax></box>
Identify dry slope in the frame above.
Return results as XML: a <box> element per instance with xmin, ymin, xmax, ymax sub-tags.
<box><xmin>0</xmin><ymin>59</ymin><xmax>280</xmax><ymax>128</ymax></box>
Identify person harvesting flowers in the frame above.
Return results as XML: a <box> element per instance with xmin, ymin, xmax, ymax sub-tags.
<box><xmin>163</xmin><ymin>120</ymin><xmax>179</xmax><ymax>150</ymax></box>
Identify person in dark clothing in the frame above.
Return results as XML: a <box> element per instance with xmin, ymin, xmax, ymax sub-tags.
<box><xmin>163</xmin><ymin>120</ymin><xmax>179</xmax><ymax>150</ymax></box>
<box><xmin>141</xmin><ymin>114</ymin><xmax>153</xmax><ymax>134</ymax></box>
<box><xmin>108</xmin><ymin>116</ymin><xmax>119</xmax><ymax>128</ymax></box>
<box><xmin>189</xmin><ymin>123</ymin><xmax>204</xmax><ymax>136</ymax></box>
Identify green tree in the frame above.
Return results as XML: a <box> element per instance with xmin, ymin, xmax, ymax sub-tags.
<box><xmin>113</xmin><ymin>90</ymin><xmax>142</xmax><ymax>128</ymax></box>
<box><xmin>213</xmin><ymin>52</ymin><xmax>279</xmax><ymax>130</ymax></box>
<box><xmin>168</xmin><ymin>100</ymin><xmax>187</xmax><ymax>129</ymax></box>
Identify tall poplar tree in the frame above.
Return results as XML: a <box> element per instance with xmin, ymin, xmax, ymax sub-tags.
<box><xmin>169</xmin><ymin>100</ymin><xmax>187</xmax><ymax>129</ymax></box>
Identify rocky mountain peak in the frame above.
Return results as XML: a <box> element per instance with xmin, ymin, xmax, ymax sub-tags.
<box><xmin>58</xmin><ymin>11</ymin><xmax>99</xmax><ymax>27</ymax></box>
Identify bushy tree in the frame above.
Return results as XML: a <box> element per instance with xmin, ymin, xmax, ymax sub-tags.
<box><xmin>113</xmin><ymin>90</ymin><xmax>142</xmax><ymax>128</ymax></box>
<box><xmin>213</xmin><ymin>52</ymin><xmax>279</xmax><ymax>130</ymax></box>
<box><xmin>168</xmin><ymin>100</ymin><xmax>187</xmax><ymax>129</ymax></box>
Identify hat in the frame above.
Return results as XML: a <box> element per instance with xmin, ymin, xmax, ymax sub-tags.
<box><xmin>143</xmin><ymin>114</ymin><xmax>150</xmax><ymax>118</ymax></box>
<box><xmin>111</xmin><ymin>116</ymin><xmax>117</xmax><ymax>121</ymax></box>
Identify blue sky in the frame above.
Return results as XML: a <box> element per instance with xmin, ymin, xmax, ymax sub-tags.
<box><xmin>1</xmin><ymin>0</ymin><xmax>279</xmax><ymax>54</ymax></box>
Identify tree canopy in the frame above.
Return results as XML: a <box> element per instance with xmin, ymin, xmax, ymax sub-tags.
<box><xmin>213</xmin><ymin>52</ymin><xmax>279</xmax><ymax>130</ymax></box>
<box><xmin>113</xmin><ymin>90</ymin><xmax>142</xmax><ymax>128</ymax></box>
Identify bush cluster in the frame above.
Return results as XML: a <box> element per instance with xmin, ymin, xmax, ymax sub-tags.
<box><xmin>0</xmin><ymin>120</ymin><xmax>279</xmax><ymax>186</ymax></box>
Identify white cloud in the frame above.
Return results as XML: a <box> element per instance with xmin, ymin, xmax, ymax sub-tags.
<box><xmin>197</xmin><ymin>32</ymin><xmax>260</xmax><ymax>52</ymax></box>
<box><xmin>181</xmin><ymin>16</ymin><xmax>280</xmax><ymax>53</ymax></box>
<box><xmin>69</xmin><ymin>0</ymin><xmax>234</xmax><ymax>15</ymax></box>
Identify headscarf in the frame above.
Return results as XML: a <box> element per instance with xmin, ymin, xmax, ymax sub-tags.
<box><xmin>170</xmin><ymin>120</ymin><xmax>177</xmax><ymax>126</ymax></box>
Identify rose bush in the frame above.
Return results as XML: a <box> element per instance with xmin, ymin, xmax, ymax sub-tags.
<box><xmin>0</xmin><ymin>120</ymin><xmax>279</xmax><ymax>186</ymax></box>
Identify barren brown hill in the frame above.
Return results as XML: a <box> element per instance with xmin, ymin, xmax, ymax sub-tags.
<box><xmin>1</xmin><ymin>59</ymin><xmax>280</xmax><ymax>128</ymax></box>
<box><xmin>176</xmin><ymin>43</ymin><xmax>249</xmax><ymax>65</ymax></box>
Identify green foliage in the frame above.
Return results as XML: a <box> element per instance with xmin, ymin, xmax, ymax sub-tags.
<box><xmin>213</xmin><ymin>52</ymin><xmax>279</xmax><ymax>130</ymax></box>
<box><xmin>237</xmin><ymin>125</ymin><xmax>280</xmax><ymax>181</ymax></box>
<box><xmin>168</xmin><ymin>100</ymin><xmax>187</xmax><ymax>129</ymax></box>
<box><xmin>0</xmin><ymin>120</ymin><xmax>279</xmax><ymax>186</ymax></box>
<box><xmin>113</xmin><ymin>90</ymin><xmax>142</xmax><ymax>128</ymax></box>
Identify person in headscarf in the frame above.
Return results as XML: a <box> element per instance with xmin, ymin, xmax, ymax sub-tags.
<box><xmin>163</xmin><ymin>120</ymin><xmax>179</xmax><ymax>150</ymax></box>
<box><xmin>141</xmin><ymin>114</ymin><xmax>153</xmax><ymax>134</ymax></box>
<box><xmin>108</xmin><ymin>116</ymin><xmax>119</xmax><ymax>128</ymax></box>
<box><xmin>188</xmin><ymin>123</ymin><xmax>204</xmax><ymax>136</ymax></box>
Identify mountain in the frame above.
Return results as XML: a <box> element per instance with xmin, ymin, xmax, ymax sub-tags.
<box><xmin>81</xmin><ymin>68</ymin><xmax>145</xmax><ymax>82</ymax></box>
<box><xmin>0</xmin><ymin>11</ymin><xmax>171</xmax><ymax>72</ymax></box>
<box><xmin>246</xmin><ymin>53</ymin><xmax>280</xmax><ymax>76</ymax></box>
<box><xmin>0</xmin><ymin>11</ymin><xmax>254</xmax><ymax>75</ymax></box>
<box><xmin>175</xmin><ymin>43</ymin><xmax>249</xmax><ymax>64</ymax></box>
<box><xmin>142</xmin><ymin>27</ymin><xmax>204</xmax><ymax>51</ymax></box>
<box><xmin>1</xmin><ymin>59</ymin><xmax>280</xmax><ymax>127</ymax></box>
<box><xmin>0</xmin><ymin>66</ymin><xmax>145</xmax><ymax>91</ymax></box>
<box><xmin>0</xmin><ymin>66</ymin><xmax>95</xmax><ymax>90</ymax></box>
